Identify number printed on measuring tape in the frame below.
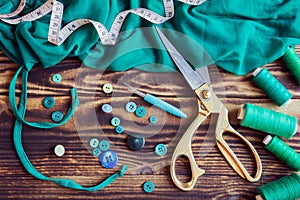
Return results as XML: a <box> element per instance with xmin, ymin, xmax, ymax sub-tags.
<box><xmin>0</xmin><ymin>0</ymin><xmax>207</xmax><ymax>46</ymax></box>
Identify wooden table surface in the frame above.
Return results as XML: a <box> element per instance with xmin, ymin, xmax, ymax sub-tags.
<box><xmin>0</xmin><ymin>46</ymin><xmax>299</xmax><ymax>200</ymax></box>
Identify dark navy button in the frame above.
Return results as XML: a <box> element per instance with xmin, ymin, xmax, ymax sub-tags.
<box><xmin>115</xmin><ymin>125</ymin><xmax>124</xmax><ymax>134</ymax></box>
<box><xmin>127</xmin><ymin>135</ymin><xmax>145</xmax><ymax>151</ymax></box>
<box><xmin>125</xmin><ymin>102</ymin><xmax>137</xmax><ymax>113</ymax></box>
<box><xmin>51</xmin><ymin>111</ymin><xmax>63</xmax><ymax>122</ymax></box>
<box><xmin>100</xmin><ymin>150</ymin><xmax>118</xmax><ymax>169</ymax></box>
<box><xmin>135</xmin><ymin>106</ymin><xmax>147</xmax><ymax>118</ymax></box>
<box><xmin>43</xmin><ymin>97</ymin><xmax>55</xmax><ymax>108</ymax></box>
<box><xmin>143</xmin><ymin>181</ymin><xmax>155</xmax><ymax>193</ymax></box>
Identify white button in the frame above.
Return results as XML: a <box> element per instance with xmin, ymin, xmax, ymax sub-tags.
<box><xmin>54</xmin><ymin>144</ymin><xmax>65</xmax><ymax>157</ymax></box>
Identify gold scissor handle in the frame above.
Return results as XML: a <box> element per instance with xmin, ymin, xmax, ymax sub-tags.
<box><xmin>215</xmin><ymin>106</ymin><xmax>262</xmax><ymax>182</ymax></box>
<box><xmin>170</xmin><ymin>114</ymin><xmax>206</xmax><ymax>191</ymax></box>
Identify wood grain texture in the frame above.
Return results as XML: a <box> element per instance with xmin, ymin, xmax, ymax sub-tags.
<box><xmin>0</xmin><ymin>46</ymin><xmax>299</xmax><ymax>200</ymax></box>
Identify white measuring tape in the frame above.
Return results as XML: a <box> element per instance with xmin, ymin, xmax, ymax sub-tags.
<box><xmin>0</xmin><ymin>0</ymin><xmax>207</xmax><ymax>46</ymax></box>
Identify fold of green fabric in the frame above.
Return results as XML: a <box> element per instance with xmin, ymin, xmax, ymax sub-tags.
<box><xmin>0</xmin><ymin>0</ymin><xmax>299</xmax><ymax>75</ymax></box>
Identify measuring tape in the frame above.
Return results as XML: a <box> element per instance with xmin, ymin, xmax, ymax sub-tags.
<box><xmin>0</xmin><ymin>0</ymin><xmax>207</xmax><ymax>46</ymax></box>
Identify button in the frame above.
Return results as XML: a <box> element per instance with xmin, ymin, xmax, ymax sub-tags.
<box><xmin>143</xmin><ymin>181</ymin><xmax>155</xmax><ymax>193</ymax></box>
<box><xmin>92</xmin><ymin>148</ymin><xmax>101</xmax><ymax>157</ymax></box>
<box><xmin>51</xmin><ymin>111</ymin><xmax>63</xmax><ymax>122</ymax></box>
<box><xmin>99</xmin><ymin>139</ymin><xmax>110</xmax><ymax>151</ymax></box>
<box><xmin>52</xmin><ymin>73</ymin><xmax>62</xmax><ymax>83</ymax></box>
<box><xmin>149</xmin><ymin>116</ymin><xmax>158</xmax><ymax>124</ymax></box>
<box><xmin>135</xmin><ymin>106</ymin><xmax>147</xmax><ymax>118</ymax></box>
<box><xmin>115</xmin><ymin>125</ymin><xmax>124</xmax><ymax>134</ymax></box>
<box><xmin>102</xmin><ymin>104</ymin><xmax>112</xmax><ymax>113</ymax></box>
<box><xmin>43</xmin><ymin>97</ymin><xmax>55</xmax><ymax>108</ymax></box>
<box><xmin>99</xmin><ymin>150</ymin><xmax>118</xmax><ymax>169</ymax></box>
<box><xmin>89</xmin><ymin>138</ymin><xmax>99</xmax><ymax>148</ymax></box>
<box><xmin>125</xmin><ymin>102</ymin><xmax>137</xmax><ymax>113</ymax></box>
<box><xmin>54</xmin><ymin>144</ymin><xmax>65</xmax><ymax>157</ymax></box>
<box><xmin>127</xmin><ymin>135</ymin><xmax>145</xmax><ymax>151</ymax></box>
<box><xmin>111</xmin><ymin>117</ymin><xmax>121</xmax><ymax>127</ymax></box>
<box><xmin>155</xmin><ymin>144</ymin><xmax>167</xmax><ymax>156</ymax></box>
<box><xmin>103</xmin><ymin>83</ymin><xmax>113</xmax><ymax>94</ymax></box>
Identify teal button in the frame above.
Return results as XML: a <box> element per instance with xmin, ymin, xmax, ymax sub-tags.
<box><xmin>125</xmin><ymin>102</ymin><xmax>137</xmax><ymax>113</ymax></box>
<box><xmin>43</xmin><ymin>97</ymin><xmax>55</xmax><ymax>108</ymax></box>
<box><xmin>149</xmin><ymin>116</ymin><xmax>158</xmax><ymax>124</ymax></box>
<box><xmin>115</xmin><ymin>126</ymin><xmax>124</xmax><ymax>134</ymax></box>
<box><xmin>155</xmin><ymin>144</ymin><xmax>167</xmax><ymax>156</ymax></box>
<box><xmin>52</xmin><ymin>73</ymin><xmax>62</xmax><ymax>83</ymax></box>
<box><xmin>99</xmin><ymin>139</ymin><xmax>110</xmax><ymax>151</ymax></box>
<box><xmin>111</xmin><ymin>117</ymin><xmax>121</xmax><ymax>127</ymax></box>
<box><xmin>135</xmin><ymin>106</ymin><xmax>146</xmax><ymax>118</ymax></box>
<box><xmin>89</xmin><ymin>138</ymin><xmax>99</xmax><ymax>148</ymax></box>
<box><xmin>51</xmin><ymin>111</ymin><xmax>63</xmax><ymax>122</ymax></box>
<box><xmin>92</xmin><ymin>148</ymin><xmax>101</xmax><ymax>157</ymax></box>
<box><xmin>143</xmin><ymin>181</ymin><xmax>155</xmax><ymax>193</ymax></box>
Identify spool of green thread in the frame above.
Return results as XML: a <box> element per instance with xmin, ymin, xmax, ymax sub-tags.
<box><xmin>263</xmin><ymin>135</ymin><xmax>300</xmax><ymax>171</ymax></box>
<box><xmin>282</xmin><ymin>47</ymin><xmax>300</xmax><ymax>85</ymax></box>
<box><xmin>238</xmin><ymin>103</ymin><xmax>298</xmax><ymax>139</ymax></box>
<box><xmin>252</xmin><ymin>68</ymin><xmax>292</xmax><ymax>106</ymax></box>
<box><xmin>256</xmin><ymin>172</ymin><xmax>300</xmax><ymax>200</ymax></box>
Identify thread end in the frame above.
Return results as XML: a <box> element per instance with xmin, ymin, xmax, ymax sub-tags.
<box><xmin>237</xmin><ymin>107</ymin><xmax>245</xmax><ymax>120</ymax></box>
<box><xmin>292</xmin><ymin>123</ymin><xmax>298</xmax><ymax>137</ymax></box>
<box><xmin>263</xmin><ymin>135</ymin><xmax>273</xmax><ymax>145</ymax></box>
<box><xmin>252</xmin><ymin>68</ymin><xmax>262</xmax><ymax>77</ymax></box>
<box><xmin>281</xmin><ymin>99</ymin><xmax>292</xmax><ymax>107</ymax></box>
<box><xmin>255</xmin><ymin>195</ymin><xmax>264</xmax><ymax>200</ymax></box>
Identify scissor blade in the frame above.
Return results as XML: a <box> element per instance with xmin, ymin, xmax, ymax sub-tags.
<box><xmin>155</xmin><ymin>27</ymin><xmax>206</xmax><ymax>90</ymax></box>
<box><xmin>196</xmin><ymin>66</ymin><xmax>211</xmax><ymax>85</ymax></box>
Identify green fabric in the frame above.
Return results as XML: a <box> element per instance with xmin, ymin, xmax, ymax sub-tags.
<box><xmin>0</xmin><ymin>0</ymin><xmax>300</xmax><ymax>74</ymax></box>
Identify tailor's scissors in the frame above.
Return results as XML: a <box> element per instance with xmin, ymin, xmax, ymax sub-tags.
<box><xmin>155</xmin><ymin>27</ymin><xmax>262</xmax><ymax>191</ymax></box>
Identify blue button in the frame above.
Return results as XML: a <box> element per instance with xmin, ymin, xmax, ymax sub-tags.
<box><xmin>92</xmin><ymin>148</ymin><xmax>101</xmax><ymax>157</ymax></box>
<box><xmin>51</xmin><ymin>111</ymin><xmax>63</xmax><ymax>122</ymax></box>
<box><xmin>149</xmin><ymin>116</ymin><xmax>158</xmax><ymax>124</ymax></box>
<box><xmin>111</xmin><ymin>117</ymin><xmax>121</xmax><ymax>127</ymax></box>
<box><xmin>52</xmin><ymin>73</ymin><xmax>62</xmax><ymax>83</ymax></box>
<box><xmin>155</xmin><ymin>144</ymin><xmax>167</xmax><ymax>156</ymax></box>
<box><xmin>43</xmin><ymin>97</ymin><xmax>55</xmax><ymax>109</ymax></box>
<box><xmin>100</xmin><ymin>150</ymin><xmax>118</xmax><ymax>169</ymax></box>
<box><xmin>125</xmin><ymin>102</ymin><xmax>137</xmax><ymax>113</ymax></box>
<box><xmin>99</xmin><ymin>139</ymin><xmax>110</xmax><ymax>151</ymax></box>
<box><xmin>143</xmin><ymin>181</ymin><xmax>155</xmax><ymax>193</ymax></box>
<box><xmin>115</xmin><ymin>126</ymin><xmax>124</xmax><ymax>134</ymax></box>
<box><xmin>89</xmin><ymin>138</ymin><xmax>99</xmax><ymax>148</ymax></box>
<box><xmin>135</xmin><ymin>106</ymin><xmax>147</xmax><ymax>118</ymax></box>
<box><xmin>102</xmin><ymin>104</ymin><xmax>112</xmax><ymax>113</ymax></box>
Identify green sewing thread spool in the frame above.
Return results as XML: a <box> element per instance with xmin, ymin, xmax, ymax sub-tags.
<box><xmin>256</xmin><ymin>172</ymin><xmax>300</xmax><ymax>200</ymax></box>
<box><xmin>282</xmin><ymin>46</ymin><xmax>300</xmax><ymax>85</ymax></box>
<box><xmin>238</xmin><ymin>103</ymin><xmax>298</xmax><ymax>139</ymax></box>
<box><xmin>252</xmin><ymin>68</ymin><xmax>292</xmax><ymax>106</ymax></box>
<box><xmin>263</xmin><ymin>135</ymin><xmax>300</xmax><ymax>171</ymax></box>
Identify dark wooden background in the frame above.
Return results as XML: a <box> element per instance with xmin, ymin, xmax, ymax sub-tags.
<box><xmin>0</xmin><ymin>46</ymin><xmax>299</xmax><ymax>200</ymax></box>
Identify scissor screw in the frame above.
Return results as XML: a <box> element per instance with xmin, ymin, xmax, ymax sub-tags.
<box><xmin>202</xmin><ymin>90</ymin><xmax>211</xmax><ymax>99</ymax></box>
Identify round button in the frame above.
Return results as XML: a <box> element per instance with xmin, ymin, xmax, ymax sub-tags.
<box><xmin>125</xmin><ymin>102</ymin><xmax>137</xmax><ymax>113</ymax></box>
<box><xmin>103</xmin><ymin>83</ymin><xmax>113</xmax><ymax>94</ymax></box>
<box><xmin>127</xmin><ymin>135</ymin><xmax>145</xmax><ymax>151</ymax></box>
<box><xmin>100</xmin><ymin>150</ymin><xmax>118</xmax><ymax>169</ymax></box>
<box><xmin>89</xmin><ymin>138</ymin><xmax>99</xmax><ymax>148</ymax></box>
<box><xmin>51</xmin><ymin>111</ymin><xmax>63</xmax><ymax>122</ymax></box>
<box><xmin>92</xmin><ymin>148</ymin><xmax>101</xmax><ymax>157</ymax></box>
<box><xmin>115</xmin><ymin>126</ymin><xmax>124</xmax><ymax>134</ymax></box>
<box><xmin>43</xmin><ymin>97</ymin><xmax>55</xmax><ymax>108</ymax></box>
<box><xmin>149</xmin><ymin>116</ymin><xmax>158</xmax><ymax>124</ymax></box>
<box><xmin>155</xmin><ymin>144</ymin><xmax>167</xmax><ymax>156</ymax></box>
<box><xmin>54</xmin><ymin>144</ymin><xmax>65</xmax><ymax>157</ymax></box>
<box><xmin>99</xmin><ymin>139</ymin><xmax>110</xmax><ymax>151</ymax></box>
<box><xmin>143</xmin><ymin>181</ymin><xmax>155</xmax><ymax>193</ymax></box>
<box><xmin>102</xmin><ymin>104</ymin><xmax>112</xmax><ymax>113</ymax></box>
<box><xmin>111</xmin><ymin>117</ymin><xmax>121</xmax><ymax>127</ymax></box>
<box><xmin>52</xmin><ymin>73</ymin><xmax>62</xmax><ymax>83</ymax></box>
<box><xmin>135</xmin><ymin>106</ymin><xmax>147</xmax><ymax>118</ymax></box>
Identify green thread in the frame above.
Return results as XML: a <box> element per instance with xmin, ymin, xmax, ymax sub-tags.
<box><xmin>240</xmin><ymin>103</ymin><xmax>298</xmax><ymax>139</ymax></box>
<box><xmin>264</xmin><ymin>136</ymin><xmax>300</xmax><ymax>171</ymax></box>
<box><xmin>282</xmin><ymin>47</ymin><xmax>300</xmax><ymax>85</ymax></box>
<box><xmin>257</xmin><ymin>173</ymin><xmax>300</xmax><ymax>200</ymax></box>
<box><xmin>252</xmin><ymin>68</ymin><xmax>292</xmax><ymax>106</ymax></box>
